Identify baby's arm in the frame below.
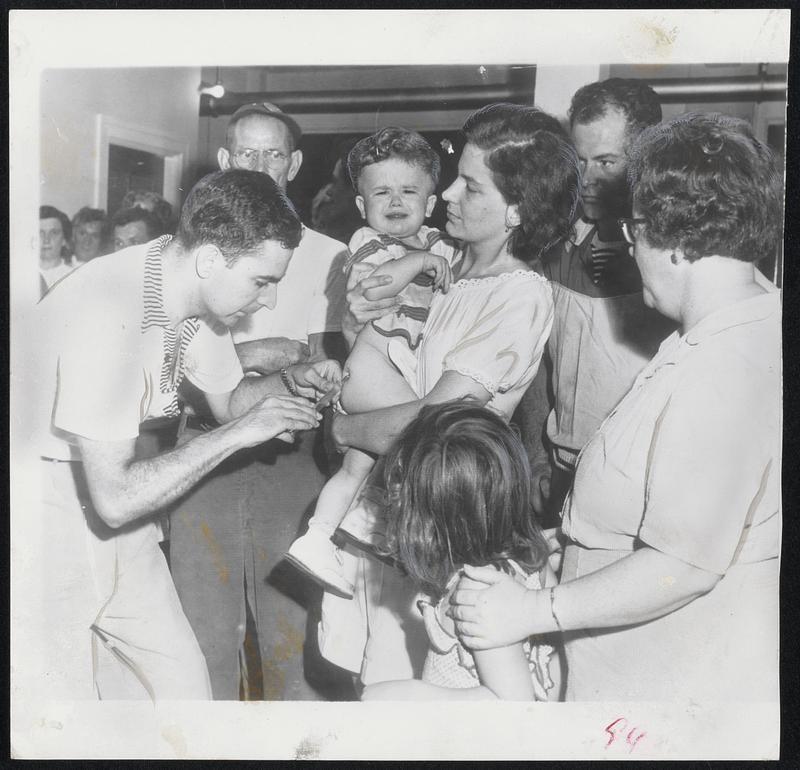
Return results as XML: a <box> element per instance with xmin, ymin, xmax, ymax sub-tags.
<box><xmin>363</xmin><ymin>251</ymin><xmax>451</xmax><ymax>301</ymax></box>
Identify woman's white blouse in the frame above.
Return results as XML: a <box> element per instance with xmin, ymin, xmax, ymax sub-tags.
<box><xmin>392</xmin><ymin>269</ymin><xmax>554</xmax><ymax>419</ymax></box>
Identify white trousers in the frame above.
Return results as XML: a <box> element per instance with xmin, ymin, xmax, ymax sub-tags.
<box><xmin>38</xmin><ymin>460</ymin><xmax>211</xmax><ymax>700</ymax></box>
<box><xmin>318</xmin><ymin>540</ymin><xmax>429</xmax><ymax>685</ymax></box>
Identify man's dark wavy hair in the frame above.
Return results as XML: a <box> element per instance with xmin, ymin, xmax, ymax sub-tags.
<box><xmin>120</xmin><ymin>190</ymin><xmax>174</xmax><ymax>231</ymax></box>
<box><xmin>381</xmin><ymin>400</ymin><xmax>549</xmax><ymax>600</ymax></box>
<box><xmin>629</xmin><ymin>112</ymin><xmax>783</xmax><ymax>263</ymax></box>
<box><xmin>347</xmin><ymin>127</ymin><xmax>441</xmax><ymax>191</ymax></box>
<box><xmin>462</xmin><ymin>103</ymin><xmax>581</xmax><ymax>261</ymax></box>
<box><xmin>568</xmin><ymin>77</ymin><xmax>662</xmax><ymax>137</ymax></box>
<box><xmin>111</xmin><ymin>206</ymin><xmax>164</xmax><ymax>239</ymax></box>
<box><xmin>176</xmin><ymin>169</ymin><xmax>302</xmax><ymax>264</ymax></box>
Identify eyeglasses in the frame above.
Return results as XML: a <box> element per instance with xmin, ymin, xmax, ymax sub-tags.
<box><xmin>232</xmin><ymin>147</ymin><xmax>289</xmax><ymax>169</ymax></box>
<box><xmin>617</xmin><ymin>218</ymin><xmax>647</xmax><ymax>246</ymax></box>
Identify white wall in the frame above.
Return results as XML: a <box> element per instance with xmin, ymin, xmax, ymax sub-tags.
<box><xmin>196</xmin><ymin>64</ymin><xmax>610</xmax><ymax>175</ymax></box>
<box><xmin>606</xmin><ymin>62</ymin><xmax>788</xmax><ymax>140</ymax></box>
<box><xmin>40</xmin><ymin>67</ymin><xmax>202</xmax><ymax>218</ymax></box>
<box><xmin>197</xmin><ymin>64</ymin><xmax>531</xmax><ymax>169</ymax></box>
<box><xmin>534</xmin><ymin>65</ymin><xmax>604</xmax><ymax>122</ymax></box>
<box><xmin>199</xmin><ymin>108</ymin><xmax>482</xmax><ymax>170</ymax></box>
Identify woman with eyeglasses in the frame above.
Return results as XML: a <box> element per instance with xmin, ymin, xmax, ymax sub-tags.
<box><xmin>450</xmin><ymin>112</ymin><xmax>782</xmax><ymax>702</ymax></box>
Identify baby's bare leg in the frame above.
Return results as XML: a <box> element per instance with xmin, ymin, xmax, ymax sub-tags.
<box><xmin>309</xmin><ymin>448</ymin><xmax>376</xmax><ymax>536</ymax></box>
<box><xmin>341</xmin><ymin>327</ymin><xmax>418</xmax><ymax>414</ymax></box>
<box><xmin>286</xmin><ymin>448</ymin><xmax>375</xmax><ymax>597</ymax></box>
<box><xmin>286</xmin><ymin>328</ymin><xmax>419</xmax><ymax>589</ymax></box>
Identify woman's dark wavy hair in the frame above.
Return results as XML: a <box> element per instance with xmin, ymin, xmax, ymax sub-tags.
<box><xmin>347</xmin><ymin>127</ymin><xmax>441</xmax><ymax>192</ymax></box>
<box><xmin>176</xmin><ymin>169</ymin><xmax>302</xmax><ymax>264</ymax></box>
<box><xmin>381</xmin><ymin>400</ymin><xmax>549</xmax><ymax>599</ymax></box>
<box><xmin>462</xmin><ymin>103</ymin><xmax>581</xmax><ymax>261</ymax></box>
<box><xmin>629</xmin><ymin>112</ymin><xmax>784</xmax><ymax>263</ymax></box>
<box><xmin>40</xmin><ymin>205</ymin><xmax>72</xmax><ymax>241</ymax></box>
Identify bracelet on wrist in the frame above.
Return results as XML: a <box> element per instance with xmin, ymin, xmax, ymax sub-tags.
<box><xmin>549</xmin><ymin>586</ymin><xmax>564</xmax><ymax>633</ymax></box>
<box><xmin>280</xmin><ymin>367</ymin><xmax>299</xmax><ymax>397</ymax></box>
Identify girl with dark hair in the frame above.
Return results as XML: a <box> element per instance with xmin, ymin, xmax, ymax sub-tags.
<box><xmin>319</xmin><ymin>103</ymin><xmax>580</xmax><ymax>686</ymax></box>
<box><xmin>361</xmin><ymin>402</ymin><xmax>559</xmax><ymax>701</ymax></box>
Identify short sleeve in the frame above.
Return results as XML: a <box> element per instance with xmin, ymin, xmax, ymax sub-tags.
<box><xmin>443</xmin><ymin>274</ymin><xmax>554</xmax><ymax>396</ymax></box>
<box><xmin>638</xmin><ymin>357</ymin><xmax>778</xmax><ymax>574</ymax></box>
<box><xmin>52</xmin><ymin>308</ymin><xmax>144</xmax><ymax>442</ymax></box>
<box><xmin>183</xmin><ymin>321</ymin><xmax>244</xmax><ymax>394</ymax></box>
<box><xmin>344</xmin><ymin>227</ymin><xmax>399</xmax><ymax>274</ymax></box>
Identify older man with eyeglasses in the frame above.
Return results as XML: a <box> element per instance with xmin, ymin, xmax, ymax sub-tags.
<box><xmin>169</xmin><ymin>102</ymin><xmax>349</xmax><ymax>700</ymax></box>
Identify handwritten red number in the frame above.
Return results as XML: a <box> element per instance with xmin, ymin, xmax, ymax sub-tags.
<box><xmin>604</xmin><ymin>717</ymin><xmax>627</xmax><ymax>748</ymax></box>
<box><xmin>605</xmin><ymin>718</ymin><xmax>645</xmax><ymax>753</ymax></box>
<box><xmin>626</xmin><ymin>727</ymin><xmax>646</xmax><ymax>753</ymax></box>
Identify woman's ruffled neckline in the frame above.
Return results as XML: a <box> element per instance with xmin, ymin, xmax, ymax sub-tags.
<box><xmin>451</xmin><ymin>268</ymin><xmax>548</xmax><ymax>288</ymax></box>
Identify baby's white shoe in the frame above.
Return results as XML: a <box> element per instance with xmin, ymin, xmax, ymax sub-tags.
<box><xmin>285</xmin><ymin>528</ymin><xmax>354</xmax><ymax>599</ymax></box>
<box><xmin>336</xmin><ymin>490</ymin><xmax>393</xmax><ymax>564</ymax></box>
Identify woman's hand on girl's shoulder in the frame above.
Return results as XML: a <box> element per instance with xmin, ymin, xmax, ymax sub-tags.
<box><xmin>448</xmin><ymin>564</ymin><xmax>535</xmax><ymax>650</ymax></box>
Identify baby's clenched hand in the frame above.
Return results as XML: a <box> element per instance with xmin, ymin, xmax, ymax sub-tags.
<box><xmin>420</xmin><ymin>253</ymin><xmax>452</xmax><ymax>293</ymax></box>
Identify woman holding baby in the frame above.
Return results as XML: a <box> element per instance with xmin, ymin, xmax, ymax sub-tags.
<box><xmin>317</xmin><ymin>103</ymin><xmax>580</xmax><ymax>689</ymax></box>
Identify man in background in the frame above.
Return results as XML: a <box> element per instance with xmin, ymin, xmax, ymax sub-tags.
<box><xmin>310</xmin><ymin>135</ymin><xmax>363</xmax><ymax>245</ymax></box>
<box><xmin>120</xmin><ymin>189</ymin><xmax>174</xmax><ymax>234</ymax></box>
<box><xmin>169</xmin><ymin>102</ymin><xmax>348</xmax><ymax>700</ymax></box>
<box><xmin>517</xmin><ymin>77</ymin><xmax>673</xmax><ymax>525</ymax></box>
<box><xmin>112</xmin><ymin>206</ymin><xmax>165</xmax><ymax>251</ymax></box>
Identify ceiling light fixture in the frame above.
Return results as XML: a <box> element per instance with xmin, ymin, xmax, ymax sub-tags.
<box><xmin>198</xmin><ymin>67</ymin><xmax>225</xmax><ymax>99</ymax></box>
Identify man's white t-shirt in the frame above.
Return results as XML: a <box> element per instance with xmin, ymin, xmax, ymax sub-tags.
<box><xmin>37</xmin><ymin>237</ymin><xmax>243</xmax><ymax>460</ymax></box>
<box><xmin>232</xmin><ymin>226</ymin><xmax>347</xmax><ymax>345</ymax></box>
